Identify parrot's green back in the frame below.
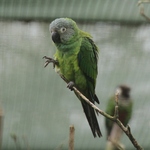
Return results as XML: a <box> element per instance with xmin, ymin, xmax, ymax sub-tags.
<box><xmin>49</xmin><ymin>18</ymin><xmax>101</xmax><ymax>137</ymax></box>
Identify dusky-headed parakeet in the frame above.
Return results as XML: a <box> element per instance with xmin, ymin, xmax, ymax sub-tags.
<box><xmin>44</xmin><ymin>18</ymin><xmax>102</xmax><ymax>137</ymax></box>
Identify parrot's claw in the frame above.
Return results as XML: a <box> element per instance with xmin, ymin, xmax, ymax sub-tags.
<box><xmin>43</xmin><ymin>56</ymin><xmax>58</xmax><ymax>68</ymax></box>
<box><xmin>67</xmin><ymin>81</ymin><xmax>75</xmax><ymax>91</ymax></box>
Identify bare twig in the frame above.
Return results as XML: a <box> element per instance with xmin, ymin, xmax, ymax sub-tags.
<box><xmin>69</xmin><ymin>125</ymin><xmax>75</xmax><ymax>150</ymax></box>
<box><xmin>59</xmin><ymin>75</ymin><xmax>143</xmax><ymax>150</ymax></box>
<box><xmin>138</xmin><ymin>1</ymin><xmax>150</xmax><ymax>21</ymax></box>
<box><xmin>75</xmin><ymin>88</ymin><xmax>143</xmax><ymax>150</ymax></box>
<box><xmin>140</xmin><ymin>5</ymin><xmax>150</xmax><ymax>21</ymax></box>
<box><xmin>138</xmin><ymin>0</ymin><xmax>150</xmax><ymax>6</ymax></box>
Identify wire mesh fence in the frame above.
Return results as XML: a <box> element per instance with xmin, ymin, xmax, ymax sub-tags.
<box><xmin>0</xmin><ymin>0</ymin><xmax>150</xmax><ymax>150</ymax></box>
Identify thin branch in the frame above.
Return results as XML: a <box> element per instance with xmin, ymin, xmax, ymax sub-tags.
<box><xmin>57</xmin><ymin>74</ymin><xmax>143</xmax><ymax>150</ymax></box>
<box><xmin>138</xmin><ymin>0</ymin><xmax>150</xmax><ymax>6</ymax></box>
<box><xmin>138</xmin><ymin>1</ymin><xmax>150</xmax><ymax>21</ymax></box>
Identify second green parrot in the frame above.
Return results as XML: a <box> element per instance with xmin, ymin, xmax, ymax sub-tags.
<box><xmin>105</xmin><ymin>85</ymin><xmax>133</xmax><ymax>150</ymax></box>
<box><xmin>44</xmin><ymin>18</ymin><xmax>102</xmax><ymax>137</ymax></box>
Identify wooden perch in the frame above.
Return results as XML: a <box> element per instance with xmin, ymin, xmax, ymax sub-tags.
<box><xmin>59</xmin><ymin>74</ymin><xmax>143</xmax><ymax>150</ymax></box>
<box><xmin>69</xmin><ymin>125</ymin><xmax>75</xmax><ymax>150</ymax></box>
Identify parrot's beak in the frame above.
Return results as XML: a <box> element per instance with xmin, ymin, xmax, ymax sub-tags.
<box><xmin>51</xmin><ymin>31</ymin><xmax>61</xmax><ymax>43</ymax></box>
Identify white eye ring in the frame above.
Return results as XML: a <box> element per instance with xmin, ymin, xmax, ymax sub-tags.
<box><xmin>60</xmin><ymin>27</ymin><xmax>66</xmax><ymax>33</ymax></box>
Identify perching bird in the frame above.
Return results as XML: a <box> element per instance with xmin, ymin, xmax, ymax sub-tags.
<box><xmin>43</xmin><ymin>18</ymin><xmax>102</xmax><ymax>137</ymax></box>
<box><xmin>105</xmin><ymin>85</ymin><xmax>133</xmax><ymax>150</ymax></box>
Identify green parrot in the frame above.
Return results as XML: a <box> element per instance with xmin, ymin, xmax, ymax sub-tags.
<box><xmin>43</xmin><ymin>18</ymin><xmax>102</xmax><ymax>137</ymax></box>
<box><xmin>105</xmin><ymin>85</ymin><xmax>133</xmax><ymax>150</ymax></box>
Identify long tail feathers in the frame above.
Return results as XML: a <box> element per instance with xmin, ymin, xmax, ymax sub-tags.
<box><xmin>81</xmin><ymin>101</ymin><xmax>102</xmax><ymax>137</ymax></box>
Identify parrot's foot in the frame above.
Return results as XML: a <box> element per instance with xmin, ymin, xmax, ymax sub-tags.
<box><xmin>67</xmin><ymin>81</ymin><xmax>75</xmax><ymax>91</ymax></box>
<box><xmin>43</xmin><ymin>56</ymin><xmax>58</xmax><ymax>68</ymax></box>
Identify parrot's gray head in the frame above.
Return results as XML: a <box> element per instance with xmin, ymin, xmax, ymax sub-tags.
<box><xmin>116</xmin><ymin>85</ymin><xmax>131</xmax><ymax>99</ymax></box>
<box><xmin>49</xmin><ymin>18</ymin><xmax>79</xmax><ymax>44</ymax></box>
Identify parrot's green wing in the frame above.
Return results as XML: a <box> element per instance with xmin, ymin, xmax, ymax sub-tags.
<box><xmin>77</xmin><ymin>37</ymin><xmax>99</xmax><ymax>103</ymax></box>
<box><xmin>77</xmin><ymin>37</ymin><xmax>102</xmax><ymax>137</ymax></box>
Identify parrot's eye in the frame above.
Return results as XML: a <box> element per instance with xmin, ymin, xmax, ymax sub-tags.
<box><xmin>60</xmin><ymin>27</ymin><xmax>66</xmax><ymax>33</ymax></box>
